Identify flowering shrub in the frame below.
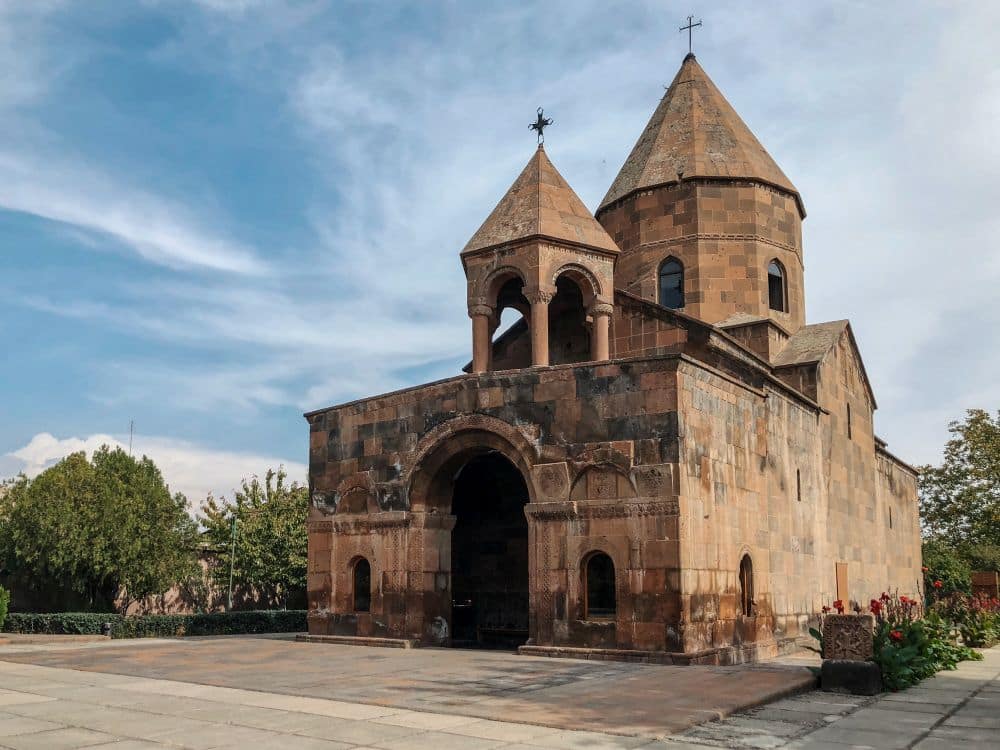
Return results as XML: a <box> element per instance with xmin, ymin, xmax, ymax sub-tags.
<box><xmin>813</xmin><ymin>591</ymin><xmax>982</xmax><ymax>692</ymax></box>
<box><xmin>931</xmin><ymin>593</ymin><xmax>1000</xmax><ymax>648</ymax></box>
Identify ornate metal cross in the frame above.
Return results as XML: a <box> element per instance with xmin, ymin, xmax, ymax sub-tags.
<box><xmin>680</xmin><ymin>15</ymin><xmax>702</xmax><ymax>55</ymax></box>
<box><xmin>530</xmin><ymin>107</ymin><xmax>553</xmax><ymax>144</ymax></box>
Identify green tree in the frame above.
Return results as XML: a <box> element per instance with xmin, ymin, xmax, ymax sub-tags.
<box><xmin>0</xmin><ymin>447</ymin><xmax>199</xmax><ymax>613</ymax></box>
<box><xmin>919</xmin><ymin>409</ymin><xmax>1000</xmax><ymax>574</ymax></box>
<box><xmin>922</xmin><ymin>539</ymin><xmax>972</xmax><ymax>597</ymax></box>
<box><xmin>199</xmin><ymin>467</ymin><xmax>307</xmax><ymax>609</ymax></box>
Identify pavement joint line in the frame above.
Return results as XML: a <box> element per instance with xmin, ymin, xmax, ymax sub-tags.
<box><xmin>901</xmin><ymin>662</ymin><xmax>1000</xmax><ymax>750</ymax></box>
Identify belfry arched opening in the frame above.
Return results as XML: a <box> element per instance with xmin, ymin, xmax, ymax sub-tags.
<box><xmin>450</xmin><ymin>452</ymin><xmax>529</xmax><ymax>648</ymax></box>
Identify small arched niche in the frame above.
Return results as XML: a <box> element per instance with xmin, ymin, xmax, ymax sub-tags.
<box><xmin>738</xmin><ymin>554</ymin><xmax>754</xmax><ymax>617</ymax></box>
<box><xmin>583</xmin><ymin>551</ymin><xmax>616</xmax><ymax>620</ymax></box>
<box><xmin>352</xmin><ymin>557</ymin><xmax>372</xmax><ymax>613</ymax></box>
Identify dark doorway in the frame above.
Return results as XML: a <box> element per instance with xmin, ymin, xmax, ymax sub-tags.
<box><xmin>450</xmin><ymin>452</ymin><xmax>529</xmax><ymax>649</ymax></box>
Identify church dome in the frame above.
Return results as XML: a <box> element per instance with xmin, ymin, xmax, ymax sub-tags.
<box><xmin>599</xmin><ymin>54</ymin><xmax>803</xmax><ymax>217</ymax></box>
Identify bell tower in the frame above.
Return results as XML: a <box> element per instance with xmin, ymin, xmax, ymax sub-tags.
<box><xmin>596</xmin><ymin>54</ymin><xmax>806</xmax><ymax>332</ymax></box>
<box><xmin>461</xmin><ymin>144</ymin><xmax>619</xmax><ymax>373</ymax></box>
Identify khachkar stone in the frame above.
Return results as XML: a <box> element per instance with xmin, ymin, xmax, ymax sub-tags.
<box><xmin>821</xmin><ymin>614</ymin><xmax>881</xmax><ymax>695</ymax></box>
<box><xmin>821</xmin><ymin>614</ymin><xmax>874</xmax><ymax>660</ymax></box>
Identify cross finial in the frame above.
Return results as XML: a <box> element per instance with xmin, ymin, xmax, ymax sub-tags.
<box><xmin>530</xmin><ymin>107</ymin><xmax>553</xmax><ymax>145</ymax></box>
<box><xmin>679</xmin><ymin>15</ymin><xmax>702</xmax><ymax>55</ymax></box>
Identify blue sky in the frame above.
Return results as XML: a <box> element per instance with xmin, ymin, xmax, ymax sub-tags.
<box><xmin>2</xmin><ymin>1</ymin><xmax>998</xmax><ymax>502</ymax></box>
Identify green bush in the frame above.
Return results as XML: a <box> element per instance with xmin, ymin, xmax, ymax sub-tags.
<box><xmin>932</xmin><ymin>593</ymin><xmax>1000</xmax><ymax>648</ymax></box>
<box><xmin>963</xmin><ymin>543</ymin><xmax>1000</xmax><ymax>574</ymax></box>
<box><xmin>865</xmin><ymin>592</ymin><xmax>983</xmax><ymax>692</ymax></box>
<box><xmin>3</xmin><ymin>612</ymin><xmax>112</xmax><ymax>635</ymax></box>
<box><xmin>2</xmin><ymin>610</ymin><xmax>306</xmax><ymax>638</ymax></box>
<box><xmin>922</xmin><ymin>539</ymin><xmax>972</xmax><ymax>598</ymax></box>
<box><xmin>873</xmin><ymin>619</ymin><xmax>935</xmax><ymax>692</ymax></box>
<box><xmin>0</xmin><ymin>585</ymin><xmax>9</xmax><ymax>630</ymax></box>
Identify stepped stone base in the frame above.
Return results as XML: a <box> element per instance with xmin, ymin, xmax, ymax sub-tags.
<box><xmin>520</xmin><ymin>636</ymin><xmax>806</xmax><ymax>666</ymax></box>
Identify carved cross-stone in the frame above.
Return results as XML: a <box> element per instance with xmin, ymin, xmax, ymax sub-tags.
<box><xmin>822</xmin><ymin>614</ymin><xmax>875</xmax><ymax>661</ymax></box>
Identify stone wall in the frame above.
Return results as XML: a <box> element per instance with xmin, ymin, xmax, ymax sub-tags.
<box><xmin>306</xmin><ymin>357</ymin><xmax>685</xmax><ymax>650</ymax></box>
<box><xmin>598</xmin><ymin>180</ymin><xmax>805</xmax><ymax>331</ymax></box>
<box><xmin>670</xmin><ymin>338</ymin><xmax>920</xmax><ymax>656</ymax></box>
<box><xmin>305</xmin><ymin>310</ymin><xmax>921</xmax><ymax>658</ymax></box>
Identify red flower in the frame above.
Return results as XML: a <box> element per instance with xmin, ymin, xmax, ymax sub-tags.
<box><xmin>921</xmin><ymin>566</ymin><xmax>928</xmax><ymax>572</ymax></box>
<box><xmin>900</xmin><ymin>595</ymin><xmax>909</xmax><ymax>604</ymax></box>
<box><xmin>933</xmin><ymin>580</ymin><xmax>943</xmax><ymax>589</ymax></box>
<box><xmin>880</xmin><ymin>592</ymin><xmax>890</xmax><ymax>602</ymax></box>
<box><xmin>869</xmin><ymin>599</ymin><xmax>882</xmax><ymax>615</ymax></box>
<box><xmin>890</xmin><ymin>630</ymin><xmax>904</xmax><ymax>642</ymax></box>
<box><xmin>822</xmin><ymin>606</ymin><xmax>831</xmax><ymax>614</ymax></box>
<box><xmin>833</xmin><ymin>599</ymin><xmax>845</xmax><ymax>614</ymax></box>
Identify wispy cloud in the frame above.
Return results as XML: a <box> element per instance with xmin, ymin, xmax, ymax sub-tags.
<box><xmin>2</xmin><ymin>1</ymin><xmax>998</xmax><ymax>469</ymax></box>
<box><xmin>0</xmin><ymin>150</ymin><xmax>265</xmax><ymax>275</ymax></box>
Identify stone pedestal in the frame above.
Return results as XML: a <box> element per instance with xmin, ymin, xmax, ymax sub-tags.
<box><xmin>821</xmin><ymin>659</ymin><xmax>882</xmax><ymax>696</ymax></box>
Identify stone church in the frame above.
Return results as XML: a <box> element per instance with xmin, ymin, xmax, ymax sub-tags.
<box><xmin>304</xmin><ymin>54</ymin><xmax>922</xmax><ymax>663</ymax></box>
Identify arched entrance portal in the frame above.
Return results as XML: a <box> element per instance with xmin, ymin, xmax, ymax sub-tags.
<box><xmin>450</xmin><ymin>452</ymin><xmax>530</xmax><ymax>648</ymax></box>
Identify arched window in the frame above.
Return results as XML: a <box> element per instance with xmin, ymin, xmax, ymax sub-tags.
<box><xmin>767</xmin><ymin>260</ymin><xmax>786</xmax><ymax>312</ymax></box>
<box><xmin>584</xmin><ymin>552</ymin><xmax>616</xmax><ymax>619</ymax></box>
<box><xmin>353</xmin><ymin>558</ymin><xmax>371</xmax><ymax>613</ymax></box>
<box><xmin>739</xmin><ymin>554</ymin><xmax>754</xmax><ymax>617</ymax></box>
<box><xmin>658</xmin><ymin>258</ymin><xmax>684</xmax><ymax>309</ymax></box>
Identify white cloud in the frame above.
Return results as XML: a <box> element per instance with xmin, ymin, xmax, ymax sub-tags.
<box><xmin>0</xmin><ymin>150</ymin><xmax>265</xmax><ymax>275</ymax></box>
<box><xmin>4</xmin><ymin>432</ymin><xmax>306</xmax><ymax>505</ymax></box>
<box><xmin>4</xmin><ymin>1</ymin><xmax>998</xmax><ymax>468</ymax></box>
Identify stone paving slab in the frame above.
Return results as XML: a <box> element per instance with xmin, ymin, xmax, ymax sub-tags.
<box><xmin>0</xmin><ymin>637</ymin><xmax>815</xmax><ymax>737</ymax></box>
<box><xmin>0</xmin><ymin>639</ymin><xmax>996</xmax><ymax>748</ymax></box>
<box><xmin>671</xmin><ymin>645</ymin><xmax>1000</xmax><ymax>749</ymax></box>
<box><xmin>0</xmin><ymin>659</ymin><xmax>653</xmax><ymax>749</ymax></box>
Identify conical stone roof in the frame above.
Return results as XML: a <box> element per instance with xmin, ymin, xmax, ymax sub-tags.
<box><xmin>463</xmin><ymin>146</ymin><xmax>619</xmax><ymax>255</ymax></box>
<box><xmin>599</xmin><ymin>54</ymin><xmax>802</xmax><ymax>215</ymax></box>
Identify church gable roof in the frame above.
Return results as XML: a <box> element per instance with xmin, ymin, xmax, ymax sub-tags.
<box><xmin>772</xmin><ymin>320</ymin><xmax>849</xmax><ymax>367</ymax></box>
<box><xmin>463</xmin><ymin>146</ymin><xmax>619</xmax><ymax>255</ymax></box>
<box><xmin>773</xmin><ymin>320</ymin><xmax>876</xmax><ymax>409</ymax></box>
<box><xmin>599</xmin><ymin>54</ymin><xmax>801</xmax><ymax>215</ymax></box>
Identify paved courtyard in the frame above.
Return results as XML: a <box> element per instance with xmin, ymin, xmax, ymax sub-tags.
<box><xmin>0</xmin><ymin>636</ymin><xmax>995</xmax><ymax>748</ymax></box>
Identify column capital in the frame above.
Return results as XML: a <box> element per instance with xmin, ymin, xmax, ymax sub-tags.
<box><xmin>589</xmin><ymin>302</ymin><xmax>614</xmax><ymax>317</ymax></box>
<box><xmin>468</xmin><ymin>303</ymin><xmax>494</xmax><ymax>318</ymax></box>
<box><xmin>523</xmin><ymin>286</ymin><xmax>555</xmax><ymax>305</ymax></box>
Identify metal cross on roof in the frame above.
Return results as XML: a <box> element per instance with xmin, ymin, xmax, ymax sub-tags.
<box><xmin>530</xmin><ymin>107</ymin><xmax>553</xmax><ymax>144</ymax></box>
<box><xmin>680</xmin><ymin>15</ymin><xmax>702</xmax><ymax>55</ymax></box>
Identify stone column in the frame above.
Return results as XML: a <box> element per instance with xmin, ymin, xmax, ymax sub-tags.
<box><xmin>525</xmin><ymin>288</ymin><xmax>554</xmax><ymax>367</ymax></box>
<box><xmin>589</xmin><ymin>302</ymin><xmax>614</xmax><ymax>362</ymax></box>
<box><xmin>469</xmin><ymin>304</ymin><xmax>493</xmax><ymax>374</ymax></box>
